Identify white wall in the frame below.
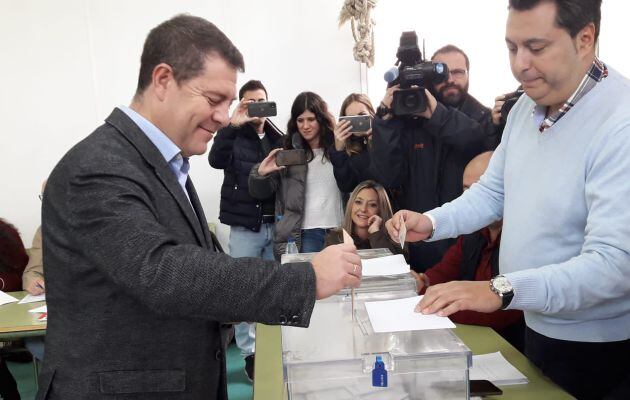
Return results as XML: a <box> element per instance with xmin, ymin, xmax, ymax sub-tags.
<box><xmin>0</xmin><ymin>0</ymin><xmax>360</xmax><ymax>247</ymax></box>
<box><xmin>1</xmin><ymin>0</ymin><xmax>629</xmax><ymax>250</ymax></box>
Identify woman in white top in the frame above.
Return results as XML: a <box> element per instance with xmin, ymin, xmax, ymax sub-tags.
<box><xmin>249</xmin><ymin>92</ymin><xmax>343</xmax><ymax>259</ymax></box>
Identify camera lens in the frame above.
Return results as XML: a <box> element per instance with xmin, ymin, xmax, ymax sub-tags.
<box><xmin>404</xmin><ymin>95</ymin><xmax>418</xmax><ymax>108</ymax></box>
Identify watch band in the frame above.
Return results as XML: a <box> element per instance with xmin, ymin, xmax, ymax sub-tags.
<box><xmin>500</xmin><ymin>291</ymin><xmax>514</xmax><ymax>310</ymax></box>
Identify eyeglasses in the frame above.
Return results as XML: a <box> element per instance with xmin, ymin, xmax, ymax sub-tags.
<box><xmin>448</xmin><ymin>69</ymin><xmax>468</xmax><ymax>79</ymax></box>
<box><xmin>38</xmin><ymin>194</ymin><xmax>43</xmax><ymax>201</ymax></box>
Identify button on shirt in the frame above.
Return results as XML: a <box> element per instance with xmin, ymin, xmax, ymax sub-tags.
<box><xmin>119</xmin><ymin>106</ymin><xmax>193</xmax><ymax>203</ymax></box>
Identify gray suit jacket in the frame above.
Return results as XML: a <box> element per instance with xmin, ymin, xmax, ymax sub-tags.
<box><xmin>37</xmin><ymin>108</ymin><xmax>316</xmax><ymax>399</ymax></box>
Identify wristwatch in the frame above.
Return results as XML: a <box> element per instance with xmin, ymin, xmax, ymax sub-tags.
<box><xmin>490</xmin><ymin>275</ymin><xmax>514</xmax><ymax>310</ymax></box>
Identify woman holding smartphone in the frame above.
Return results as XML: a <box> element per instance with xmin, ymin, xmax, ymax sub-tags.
<box><xmin>249</xmin><ymin>91</ymin><xmax>343</xmax><ymax>258</ymax></box>
<box><xmin>330</xmin><ymin>93</ymin><xmax>379</xmax><ymax>195</ymax></box>
<box><xmin>324</xmin><ymin>180</ymin><xmax>405</xmax><ymax>258</ymax></box>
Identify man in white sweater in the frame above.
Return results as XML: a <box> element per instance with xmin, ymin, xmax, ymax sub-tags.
<box><xmin>386</xmin><ymin>1</ymin><xmax>630</xmax><ymax>398</ymax></box>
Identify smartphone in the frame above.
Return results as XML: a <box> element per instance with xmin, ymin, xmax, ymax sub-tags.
<box><xmin>247</xmin><ymin>101</ymin><xmax>277</xmax><ymax>117</ymax></box>
<box><xmin>339</xmin><ymin>115</ymin><xmax>371</xmax><ymax>135</ymax></box>
<box><xmin>470</xmin><ymin>380</ymin><xmax>503</xmax><ymax>397</ymax></box>
<box><xmin>275</xmin><ymin>149</ymin><xmax>307</xmax><ymax>167</ymax></box>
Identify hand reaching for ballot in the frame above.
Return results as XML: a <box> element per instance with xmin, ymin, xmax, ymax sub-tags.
<box><xmin>415</xmin><ymin>281</ymin><xmax>501</xmax><ymax>317</ymax></box>
<box><xmin>385</xmin><ymin>210</ymin><xmax>433</xmax><ymax>243</ymax></box>
<box><xmin>311</xmin><ymin>243</ymin><xmax>362</xmax><ymax>300</ymax></box>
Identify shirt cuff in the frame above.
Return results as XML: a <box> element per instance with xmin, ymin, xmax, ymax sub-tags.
<box><xmin>423</xmin><ymin>213</ymin><xmax>436</xmax><ymax>240</ymax></box>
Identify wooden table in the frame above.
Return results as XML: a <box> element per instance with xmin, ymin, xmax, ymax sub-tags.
<box><xmin>253</xmin><ymin>323</ymin><xmax>574</xmax><ymax>399</ymax></box>
<box><xmin>0</xmin><ymin>291</ymin><xmax>47</xmax><ymax>340</ymax></box>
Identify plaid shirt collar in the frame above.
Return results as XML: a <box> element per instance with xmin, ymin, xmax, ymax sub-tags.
<box><xmin>536</xmin><ymin>58</ymin><xmax>608</xmax><ymax>133</ymax></box>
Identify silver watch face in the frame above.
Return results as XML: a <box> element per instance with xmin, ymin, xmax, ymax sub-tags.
<box><xmin>492</xmin><ymin>276</ymin><xmax>513</xmax><ymax>293</ymax></box>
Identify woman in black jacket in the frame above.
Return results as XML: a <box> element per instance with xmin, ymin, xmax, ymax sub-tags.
<box><xmin>330</xmin><ymin>93</ymin><xmax>376</xmax><ymax>195</ymax></box>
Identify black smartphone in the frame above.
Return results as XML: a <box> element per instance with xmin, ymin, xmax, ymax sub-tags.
<box><xmin>275</xmin><ymin>149</ymin><xmax>307</xmax><ymax>167</ymax></box>
<box><xmin>339</xmin><ymin>115</ymin><xmax>371</xmax><ymax>135</ymax></box>
<box><xmin>247</xmin><ymin>101</ymin><xmax>277</xmax><ymax>117</ymax></box>
<box><xmin>470</xmin><ymin>380</ymin><xmax>503</xmax><ymax>397</ymax></box>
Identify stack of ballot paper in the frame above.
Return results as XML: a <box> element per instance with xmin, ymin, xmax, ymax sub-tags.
<box><xmin>29</xmin><ymin>305</ymin><xmax>48</xmax><ymax>321</ymax></box>
<box><xmin>470</xmin><ymin>352</ymin><xmax>529</xmax><ymax>386</ymax></box>
<box><xmin>0</xmin><ymin>290</ymin><xmax>19</xmax><ymax>306</ymax></box>
<box><xmin>18</xmin><ymin>293</ymin><xmax>46</xmax><ymax>304</ymax></box>
<box><xmin>361</xmin><ymin>254</ymin><xmax>410</xmax><ymax>276</ymax></box>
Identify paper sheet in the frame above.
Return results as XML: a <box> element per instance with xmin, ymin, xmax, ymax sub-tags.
<box><xmin>470</xmin><ymin>351</ymin><xmax>529</xmax><ymax>386</ymax></box>
<box><xmin>28</xmin><ymin>305</ymin><xmax>47</xmax><ymax>314</ymax></box>
<box><xmin>361</xmin><ymin>254</ymin><xmax>410</xmax><ymax>276</ymax></box>
<box><xmin>365</xmin><ymin>296</ymin><xmax>455</xmax><ymax>333</ymax></box>
<box><xmin>18</xmin><ymin>293</ymin><xmax>46</xmax><ymax>304</ymax></box>
<box><xmin>0</xmin><ymin>290</ymin><xmax>19</xmax><ymax>306</ymax></box>
<box><xmin>398</xmin><ymin>214</ymin><xmax>407</xmax><ymax>245</ymax></box>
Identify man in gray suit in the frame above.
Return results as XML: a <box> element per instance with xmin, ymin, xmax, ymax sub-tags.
<box><xmin>37</xmin><ymin>15</ymin><xmax>361</xmax><ymax>399</ymax></box>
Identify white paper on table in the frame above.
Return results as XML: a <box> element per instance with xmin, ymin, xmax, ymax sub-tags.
<box><xmin>361</xmin><ymin>254</ymin><xmax>410</xmax><ymax>276</ymax></box>
<box><xmin>0</xmin><ymin>290</ymin><xmax>19</xmax><ymax>306</ymax></box>
<box><xmin>28</xmin><ymin>305</ymin><xmax>47</xmax><ymax>314</ymax></box>
<box><xmin>470</xmin><ymin>351</ymin><xmax>529</xmax><ymax>386</ymax></box>
<box><xmin>365</xmin><ymin>295</ymin><xmax>455</xmax><ymax>333</ymax></box>
<box><xmin>18</xmin><ymin>293</ymin><xmax>46</xmax><ymax>304</ymax></box>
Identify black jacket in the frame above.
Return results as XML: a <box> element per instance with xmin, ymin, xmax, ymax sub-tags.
<box><xmin>329</xmin><ymin>143</ymin><xmax>373</xmax><ymax>194</ymax></box>
<box><xmin>370</xmin><ymin>93</ymin><xmax>496</xmax><ymax>270</ymax></box>
<box><xmin>38</xmin><ymin>108</ymin><xmax>315</xmax><ymax>399</ymax></box>
<box><xmin>209</xmin><ymin>120</ymin><xmax>283</xmax><ymax>231</ymax></box>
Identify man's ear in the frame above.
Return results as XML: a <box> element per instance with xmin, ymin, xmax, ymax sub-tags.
<box><xmin>151</xmin><ymin>63</ymin><xmax>174</xmax><ymax>102</ymax></box>
<box><xmin>576</xmin><ymin>22</ymin><xmax>596</xmax><ymax>57</ymax></box>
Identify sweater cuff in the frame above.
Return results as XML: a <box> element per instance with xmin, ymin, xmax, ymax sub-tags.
<box><xmin>424</xmin><ymin>207</ymin><xmax>453</xmax><ymax>241</ymax></box>
<box><xmin>423</xmin><ymin>213</ymin><xmax>437</xmax><ymax>240</ymax></box>
<box><xmin>503</xmin><ymin>270</ymin><xmax>547</xmax><ymax>312</ymax></box>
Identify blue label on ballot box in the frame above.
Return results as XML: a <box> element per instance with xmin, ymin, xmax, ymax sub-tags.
<box><xmin>372</xmin><ymin>356</ymin><xmax>388</xmax><ymax>387</ymax></box>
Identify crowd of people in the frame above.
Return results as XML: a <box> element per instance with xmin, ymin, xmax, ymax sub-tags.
<box><xmin>1</xmin><ymin>1</ymin><xmax>628</xmax><ymax>399</ymax></box>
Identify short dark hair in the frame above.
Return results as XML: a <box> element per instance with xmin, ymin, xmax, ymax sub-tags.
<box><xmin>285</xmin><ymin>92</ymin><xmax>335</xmax><ymax>162</ymax></box>
<box><xmin>509</xmin><ymin>0</ymin><xmax>601</xmax><ymax>41</ymax></box>
<box><xmin>431</xmin><ymin>44</ymin><xmax>470</xmax><ymax>71</ymax></box>
<box><xmin>136</xmin><ymin>14</ymin><xmax>245</xmax><ymax>95</ymax></box>
<box><xmin>239</xmin><ymin>80</ymin><xmax>267</xmax><ymax>100</ymax></box>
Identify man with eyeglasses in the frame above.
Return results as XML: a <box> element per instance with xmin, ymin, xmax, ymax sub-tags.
<box><xmin>371</xmin><ymin>44</ymin><xmax>497</xmax><ymax>271</ymax></box>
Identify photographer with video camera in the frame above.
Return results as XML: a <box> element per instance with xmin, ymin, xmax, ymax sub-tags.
<box><xmin>371</xmin><ymin>34</ymin><xmax>497</xmax><ymax>271</ymax></box>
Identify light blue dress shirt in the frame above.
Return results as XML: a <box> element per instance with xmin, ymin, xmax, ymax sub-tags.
<box><xmin>119</xmin><ymin>106</ymin><xmax>191</xmax><ymax>202</ymax></box>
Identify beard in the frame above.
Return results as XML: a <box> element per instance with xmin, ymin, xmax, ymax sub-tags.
<box><xmin>437</xmin><ymin>82</ymin><xmax>469</xmax><ymax>107</ymax></box>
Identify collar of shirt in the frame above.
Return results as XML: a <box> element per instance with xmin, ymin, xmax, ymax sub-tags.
<box><xmin>119</xmin><ymin>106</ymin><xmax>191</xmax><ymax>199</ymax></box>
<box><xmin>534</xmin><ymin>57</ymin><xmax>608</xmax><ymax>133</ymax></box>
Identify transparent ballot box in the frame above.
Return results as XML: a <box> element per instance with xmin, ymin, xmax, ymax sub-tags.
<box><xmin>280</xmin><ymin>251</ymin><xmax>472</xmax><ymax>399</ymax></box>
<box><xmin>281</xmin><ymin>248</ymin><xmax>395</xmax><ymax>265</ymax></box>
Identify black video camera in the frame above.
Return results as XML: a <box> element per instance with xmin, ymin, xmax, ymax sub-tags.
<box><xmin>388</xmin><ymin>31</ymin><xmax>449</xmax><ymax>116</ymax></box>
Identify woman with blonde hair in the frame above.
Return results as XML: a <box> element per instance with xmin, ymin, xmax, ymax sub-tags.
<box><xmin>325</xmin><ymin>180</ymin><xmax>404</xmax><ymax>256</ymax></box>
